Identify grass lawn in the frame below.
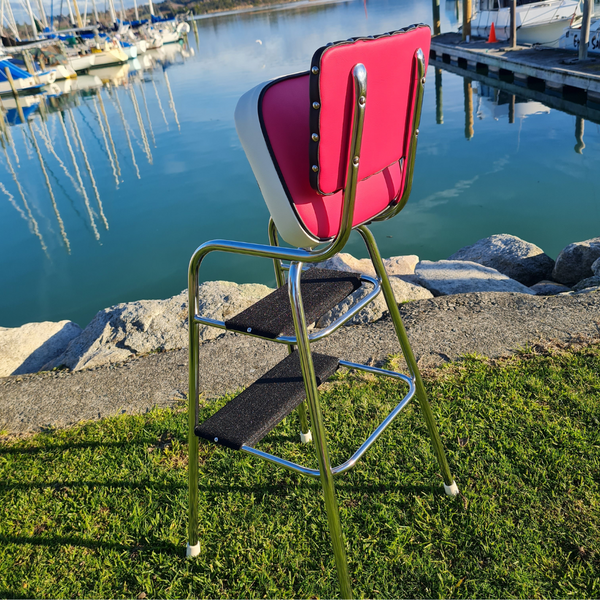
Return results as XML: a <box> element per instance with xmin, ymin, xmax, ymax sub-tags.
<box><xmin>1</xmin><ymin>343</ymin><xmax>599</xmax><ymax>599</ymax></box>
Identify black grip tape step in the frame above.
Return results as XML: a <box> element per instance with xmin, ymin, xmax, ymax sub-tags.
<box><xmin>225</xmin><ymin>268</ymin><xmax>361</xmax><ymax>339</ymax></box>
<box><xmin>195</xmin><ymin>351</ymin><xmax>339</xmax><ymax>450</ymax></box>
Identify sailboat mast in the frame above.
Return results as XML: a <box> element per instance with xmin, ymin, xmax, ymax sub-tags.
<box><xmin>70</xmin><ymin>0</ymin><xmax>83</xmax><ymax>28</ymax></box>
<box><xmin>22</xmin><ymin>0</ymin><xmax>38</xmax><ymax>38</ymax></box>
<box><xmin>133</xmin><ymin>0</ymin><xmax>138</xmax><ymax>20</ymax></box>
<box><xmin>91</xmin><ymin>0</ymin><xmax>99</xmax><ymax>24</ymax></box>
<box><xmin>66</xmin><ymin>0</ymin><xmax>75</xmax><ymax>28</ymax></box>
<box><xmin>148</xmin><ymin>0</ymin><xmax>154</xmax><ymax>17</ymax></box>
<box><xmin>35</xmin><ymin>0</ymin><xmax>48</xmax><ymax>28</ymax></box>
<box><xmin>107</xmin><ymin>0</ymin><xmax>116</xmax><ymax>25</ymax></box>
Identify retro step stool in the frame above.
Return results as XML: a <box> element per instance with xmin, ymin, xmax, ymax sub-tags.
<box><xmin>186</xmin><ymin>24</ymin><xmax>459</xmax><ymax>599</ymax></box>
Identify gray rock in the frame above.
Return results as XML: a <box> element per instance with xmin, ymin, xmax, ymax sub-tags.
<box><xmin>42</xmin><ymin>281</ymin><xmax>273</xmax><ymax>372</ymax></box>
<box><xmin>316</xmin><ymin>277</ymin><xmax>433</xmax><ymax>328</ymax></box>
<box><xmin>448</xmin><ymin>234</ymin><xmax>554</xmax><ymax>286</ymax></box>
<box><xmin>572</xmin><ymin>275</ymin><xmax>600</xmax><ymax>292</ymax></box>
<box><xmin>529</xmin><ymin>280</ymin><xmax>571</xmax><ymax>296</ymax></box>
<box><xmin>552</xmin><ymin>237</ymin><xmax>600</xmax><ymax>286</ymax></box>
<box><xmin>414</xmin><ymin>260</ymin><xmax>536</xmax><ymax>296</ymax></box>
<box><xmin>592</xmin><ymin>257</ymin><xmax>600</xmax><ymax>276</ymax></box>
<box><xmin>314</xmin><ymin>252</ymin><xmax>419</xmax><ymax>277</ymax></box>
<box><xmin>574</xmin><ymin>286</ymin><xmax>600</xmax><ymax>296</ymax></box>
<box><xmin>0</xmin><ymin>320</ymin><xmax>82</xmax><ymax>377</ymax></box>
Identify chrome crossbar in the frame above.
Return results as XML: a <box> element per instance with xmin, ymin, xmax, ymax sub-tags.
<box><xmin>193</xmin><ymin>273</ymin><xmax>381</xmax><ymax>344</ymax></box>
<box><xmin>240</xmin><ymin>361</ymin><xmax>415</xmax><ymax>478</ymax></box>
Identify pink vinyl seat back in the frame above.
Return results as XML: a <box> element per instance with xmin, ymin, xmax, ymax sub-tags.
<box><xmin>234</xmin><ymin>25</ymin><xmax>431</xmax><ymax>249</ymax></box>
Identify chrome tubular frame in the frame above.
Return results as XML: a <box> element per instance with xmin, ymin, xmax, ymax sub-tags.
<box><xmin>374</xmin><ymin>48</ymin><xmax>427</xmax><ymax>222</ymax></box>
<box><xmin>192</xmin><ymin>273</ymin><xmax>381</xmax><ymax>344</ymax></box>
<box><xmin>187</xmin><ymin>56</ymin><xmax>457</xmax><ymax>600</ymax></box>
<box><xmin>240</xmin><ymin>361</ymin><xmax>416</xmax><ymax>479</ymax></box>
<box><xmin>357</xmin><ymin>224</ymin><xmax>456</xmax><ymax>488</ymax></box>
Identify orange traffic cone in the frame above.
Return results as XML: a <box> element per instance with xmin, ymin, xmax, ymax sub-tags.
<box><xmin>487</xmin><ymin>22</ymin><xmax>498</xmax><ymax>43</ymax></box>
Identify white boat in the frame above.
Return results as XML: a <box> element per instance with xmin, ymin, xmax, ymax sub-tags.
<box><xmin>470</xmin><ymin>0</ymin><xmax>582</xmax><ymax>46</ymax></box>
<box><xmin>559</xmin><ymin>17</ymin><xmax>600</xmax><ymax>53</ymax></box>
<box><xmin>0</xmin><ymin>59</ymin><xmax>41</xmax><ymax>94</ymax></box>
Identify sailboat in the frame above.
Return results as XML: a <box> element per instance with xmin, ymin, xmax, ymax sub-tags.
<box><xmin>0</xmin><ymin>58</ymin><xmax>45</xmax><ymax>93</ymax></box>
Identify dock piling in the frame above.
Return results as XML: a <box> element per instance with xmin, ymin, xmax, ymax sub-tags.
<box><xmin>463</xmin><ymin>78</ymin><xmax>474</xmax><ymax>140</ymax></box>
<box><xmin>435</xmin><ymin>68</ymin><xmax>443</xmax><ymax>124</ymax></box>
<box><xmin>579</xmin><ymin>0</ymin><xmax>592</xmax><ymax>61</ymax></box>
<box><xmin>432</xmin><ymin>0</ymin><xmax>441</xmax><ymax>36</ymax></box>
<box><xmin>510</xmin><ymin>0</ymin><xmax>517</xmax><ymax>48</ymax></box>
<box><xmin>462</xmin><ymin>0</ymin><xmax>472</xmax><ymax>42</ymax></box>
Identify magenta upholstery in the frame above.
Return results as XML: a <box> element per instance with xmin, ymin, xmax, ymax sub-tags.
<box><xmin>260</xmin><ymin>74</ymin><xmax>404</xmax><ymax>241</ymax></box>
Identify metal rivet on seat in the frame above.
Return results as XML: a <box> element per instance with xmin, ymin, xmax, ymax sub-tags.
<box><xmin>311</xmin><ymin>133</ymin><xmax>319</xmax><ymax>142</ymax></box>
<box><xmin>353</xmin><ymin>156</ymin><xmax>359</xmax><ymax>166</ymax></box>
<box><xmin>415</xmin><ymin>128</ymin><xmax>420</xmax><ymax>136</ymax></box>
<box><xmin>214</xmin><ymin>437</ymin><xmax>218</xmax><ymax>442</ymax></box>
<box><xmin>312</xmin><ymin>165</ymin><xmax>319</xmax><ymax>172</ymax></box>
<box><xmin>311</xmin><ymin>66</ymin><xmax>319</xmax><ymax>75</ymax></box>
<box><xmin>421</xmin><ymin>77</ymin><xmax>426</xmax><ymax>85</ymax></box>
<box><xmin>247</xmin><ymin>327</ymin><xmax>252</xmax><ymax>332</ymax></box>
<box><xmin>312</xmin><ymin>101</ymin><xmax>320</xmax><ymax>109</ymax></box>
<box><xmin>359</xmin><ymin>95</ymin><xmax>366</xmax><ymax>106</ymax></box>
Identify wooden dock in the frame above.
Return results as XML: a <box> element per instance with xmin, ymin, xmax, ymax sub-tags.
<box><xmin>430</xmin><ymin>33</ymin><xmax>600</xmax><ymax>106</ymax></box>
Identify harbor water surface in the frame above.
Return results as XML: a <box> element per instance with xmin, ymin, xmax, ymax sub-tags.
<box><xmin>1</xmin><ymin>0</ymin><xmax>599</xmax><ymax>329</ymax></box>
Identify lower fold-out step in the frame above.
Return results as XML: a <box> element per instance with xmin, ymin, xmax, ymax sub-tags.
<box><xmin>195</xmin><ymin>351</ymin><xmax>339</xmax><ymax>450</ymax></box>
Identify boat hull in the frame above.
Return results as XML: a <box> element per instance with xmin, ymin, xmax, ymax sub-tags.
<box><xmin>471</xmin><ymin>0</ymin><xmax>580</xmax><ymax>46</ymax></box>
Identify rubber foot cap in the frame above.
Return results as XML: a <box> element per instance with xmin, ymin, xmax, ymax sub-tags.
<box><xmin>444</xmin><ymin>481</ymin><xmax>459</xmax><ymax>497</ymax></box>
<box><xmin>186</xmin><ymin>542</ymin><xmax>200</xmax><ymax>557</ymax></box>
<box><xmin>300</xmin><ymin>430</ymin><xmax>313</xmax><ymax>444</ymax></box>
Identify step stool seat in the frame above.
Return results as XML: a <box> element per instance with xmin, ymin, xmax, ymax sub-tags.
<box><xmin>225</xmin><ymin>267</ymin><xmax>361</xmax><ymax>339</ymax></box>
<box><xmin>195</xmin><ymin>351</ymin><xmax>339</xmax><ymax>450</ymax></box>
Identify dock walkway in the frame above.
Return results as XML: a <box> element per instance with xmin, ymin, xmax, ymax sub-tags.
<box><xmin>431</xmin><ymin>32</ymin><xmax>600</xmax><ymax>105</ymax></box>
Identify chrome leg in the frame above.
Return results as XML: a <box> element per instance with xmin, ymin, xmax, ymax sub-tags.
<box><xmin>288</xmin><ymin>262</ymin><xmax>353</xmax><ymax>599</ymax></box>
<box><xmin>268</xmin><ymin>218</ymin><xmax>312</xmax><ymax>442</ymax></box>
<box><xmin>357</xmin><ymin>225</ymin><xmax>459</xmax><ymax>496</ymax></box>
<box><xmin>187</xmin><ymin>266</ymin><xmax>201</xmax><ymax>557</ymax></box>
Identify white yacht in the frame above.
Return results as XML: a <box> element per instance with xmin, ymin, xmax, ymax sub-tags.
<box><xmin>470</xmin><ymin>0</ymin><xmax>582</xmax><ymax>46</ymax></box>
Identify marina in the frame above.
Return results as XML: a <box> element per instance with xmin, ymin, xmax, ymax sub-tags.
<box><xmin>0</xmin><ymin>0</ymin><xmax>598</xmax><ymax>331</ymax></box>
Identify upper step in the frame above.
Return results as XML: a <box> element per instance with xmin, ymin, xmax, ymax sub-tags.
<box><xmin>225</xmin><ymin>267</ymin><xmax>361</xmax><ymax>339</ymax></box>
<box><xmin>195</xmin><ymin>351</ymin><xmax>339</xmax><ymax>450</ymax></box>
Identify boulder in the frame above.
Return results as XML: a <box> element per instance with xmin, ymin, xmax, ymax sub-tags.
<box><xmin>42</xmin><ymin>281</ymin><xmax>273</xmax><ymax>372</ymax></box>
<box><xmin>592</xmin><ymin>257</ymin><xmax>600</xmax><ymax>276</ymax></box>
<box><xmin>316</xmin><ymin>277</ymin><xmax>433</xmax><ymax>328</ymax></box>
<box><xmin>552</xmin><ymin>237</ymin><xmax>600</xmax><ymax>286</ymax></box>
<box><xmin>414</xmin><ymin>260</ymin><xmax>536</xmax><ymax>297</ymax></box>
<box><xmin>448</xmin><ymin>234</ymin><xmax>554</xmax><ymax>286</ymax></box>
<box><xmin>0</xmin><ymin>321</ymin><xmax>82</xmax><ymax>377</ymax></box>
<box><xmin>572</xmin><ymin>275</ymin><xmax>600</xmax><ymax>292</ymax></box>
<box><xmin>529</xmin><ymin>280</ymin><xmax>571</xmax><ymax>296</ymax></box>
<box><xmin>315</xmin><ymin>252</ymin><xmax>419</xmax><ymax>278</ymax></box>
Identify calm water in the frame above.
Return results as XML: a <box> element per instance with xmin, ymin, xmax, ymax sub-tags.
<box><xmin>1</xmin><ymin>0</ymin><xmax>599</xmax><ymax>329</ymax></box>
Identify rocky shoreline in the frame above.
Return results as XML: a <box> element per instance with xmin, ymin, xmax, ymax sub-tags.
<box><xmin>1</xmin><ymin>233</ymin><xmax>599</xmax><ymax>434</ymax></box>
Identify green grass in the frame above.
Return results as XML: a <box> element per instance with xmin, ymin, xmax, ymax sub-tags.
<box><xmin>1</xmin><ymin>344</ymin><xmax>600</xmax><ymax>599</ymax></box>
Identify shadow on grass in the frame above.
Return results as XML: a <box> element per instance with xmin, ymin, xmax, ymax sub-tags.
<box><xmin>0</xmin><ymin>437</ymin><xmax>186</xmax><ymax>455</ymax></box>
<box><xmin>0</xmin><ymin>534</ymin><xmax>182</xmax><ymax>555</ymax></box>
<box><xmin>0</xmin><ymin>590</ymin><xmax>31</xmax><ymax>599</ymax></box>
<box><xmin>0</xmin><ymin>478</ymin><xmax>442</xmax><ymax>498</ymax></box>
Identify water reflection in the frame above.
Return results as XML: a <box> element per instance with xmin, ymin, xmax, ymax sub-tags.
<box><xmin>0</xmin><ymin>42</ymin><xmax>191</xmax><ymax>256</ymax></box>
<box><xmin>433</xmin><ymin>62</ymin><xmax>597</xmax><ymax>155</ymax></box>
